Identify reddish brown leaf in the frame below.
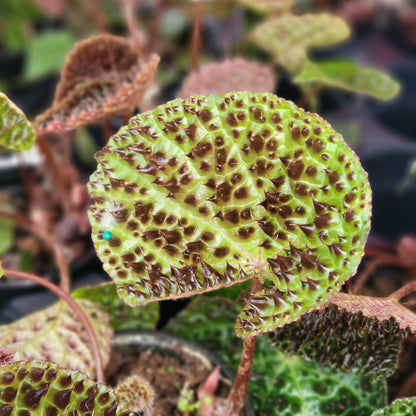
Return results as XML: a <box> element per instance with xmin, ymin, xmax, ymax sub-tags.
<box><xmin>0</xmin><ymin>347</ymin><xmax>14</xmax><ymax>366</ymax></box>
<box><xmin>177</xmin><ymin>58</ymin><xmax>276</xmax><ymax>98</ymax></box>
<box><xmin>35</xmin><ymin>34</ymin><xmax>160</xmax><ymax>134</ymax></box>
<box><xmin>328</xmin><ymin>292</ymin><xmax>416</xmax><ymax>333</ymax></box>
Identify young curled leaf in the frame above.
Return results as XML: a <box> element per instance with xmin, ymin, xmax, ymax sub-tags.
<box><xmin>35</xmin><ymin>34</ymin><xmax>160</xmax><ymax>134</ymax></box>
<box><xmin>0</xmin><ymin>360</ymin><xmax>134</xmax><ymax>416</ymax></box>
<box><xmin>295</xmin><ymin>59</ymin><xmax>400</xmax><ymax>101</ymax></box>
<box><xmin>268</xmin><ymin>302</ymin><xmax>409</xmax><ymax>379</ymax></box>
<box><xmin>178</xmin><ymin>58</ymin><xmax>276</xmax><ymax>98</ymax></box>
<box><xmin>89</xmin><ymin>91</ymin><xmax>371</xmax><ymax>337</ymax></box>
<box><xmin>0</xmin><ymin>299</ymin><xmax>113</xmax><ymax>379</ymax></box>
<box><xmin>0</xmin><ymin>93</ymin><xmax>36</xmax><ymax>152</ymax></box>
<box><xmin>250</xmin><ymin>14</ymin><xmax>350</xmax><ymax>73</ymax></box>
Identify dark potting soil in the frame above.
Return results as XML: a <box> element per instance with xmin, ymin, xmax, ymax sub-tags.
<box><xmin>105</xmin><ymin>347</ymin><xmax>233</xmax><ymax>416</ymax></box>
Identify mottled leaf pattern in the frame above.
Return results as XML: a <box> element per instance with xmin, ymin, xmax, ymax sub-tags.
<box><xmin>35</xmin><ymin>34</ymin><xmax>160</xmax><ymax>133</ymax></box>
<box><xmin>268</xmin><ymin>303</ymin><xmax>409</xmax><ymax>379</ymax></box>
<box><xmin>0</xmin><ymin>93</ymin><xmax>36</xmax><ymax>152</ymax></box>
<box><xmin>250</xmin><ymin>14</ymin><xmax>350</xmax><ymax>73</ymax></box>
<box><xmin>295</xmin><ymin>60</ymin><xmax>400</xmax><ymax>100</ymax></box>
<box><xmin>0</xmin><ymin>300</ymin><xmax>112</xmax><ymax>379</ymax></box>
<box><xmin>88</xmin><ymin>92</ymin><xmax>371</xmax><ymax>337</ymax></box>
<box><xmin>72</xmin><ymin>283</ymin><xmax>159</xmax><ymax>332</ymax></box>
<box><xmin>178</xmin><ymin>58</ymin><xmax>276</xmax><ymax>98</ymax></box>
<box><xmin>372</xmin><ymin>397</ymin><xmax>416</xmax><ymax>415</ymax></box>
<box><xmin>0</xmin><ymin>360</ymin><xmax>133</xmax><ymax>416</ymax></box>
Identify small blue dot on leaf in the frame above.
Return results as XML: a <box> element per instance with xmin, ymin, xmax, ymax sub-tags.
<box><xmin>102</xmin><ymin>231</ymin><xmax>113</xmax><ymax>241</ymax></box>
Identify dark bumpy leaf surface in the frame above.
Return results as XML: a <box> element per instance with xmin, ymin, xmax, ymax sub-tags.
<box><xmin>250</xmin><ymin>14</ymin><xmax>350</xmax><ymax>73</ymax></box>
<box><xmin>178</xmin><ymin>58</ymin><xmax>276</xmax><ymax>98</ymax></box>
<box><xmin>268</xmin><ymin>303</ymin><xmax>408</xmax><ymax>379</ymax></box>
<box><xmin>72</xmin><ymin>283</ymin><xmax>159</xmax><ymax>332</ymax></box>
<box><xmin>35</xmin><ymin>34</ymin><xmax>159</xmax><ymax>134</ymax></box>
<box><xmin>295</xmin><ymin>60</ymin><xmax>400</xmax><ymax>101</ymax></box>
<box><xmin>165</xmin><ymin>292</ymin><xmax>386</xmax><ymax>416</ymax></box>
<box><xmin>0</xmin><ymin>361</ymin><xmax>132</xmax><ymax>416</ymax></box>
<box><xmin>88</xmin><ymin>92</ymin><xmax>371</xmax><ymax>337</ymax></box>
<box><xmin>372</xmin><ymin>397</ymin><xmax>416</xmax><ymax>415</ymax></box>
<box><xmin>0</xmin><ymin>93</ymin><xmax>36</xmax><ymax>152</ymax></box>
<box><xmin>0</xmin><ymin>300</ymin><xmax>113</xmax><ymax>379</ymax></box>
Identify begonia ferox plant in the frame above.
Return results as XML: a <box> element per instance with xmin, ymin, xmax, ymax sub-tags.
<box><xmin>87</xmin><ymin>91</ymin><xmax>371</xmax><ymax>415</ymax></box>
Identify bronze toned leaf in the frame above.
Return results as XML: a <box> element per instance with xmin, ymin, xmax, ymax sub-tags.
<box><xmin>0</xmin><ymin>347</ymin><xmax>14</xmax><ymax>366</ymax></box>
<box><xmin>268</xmin><ymin>302</ymin><xmax>410</xmax><ymax>379</ymax></box>
<box><xmin>88</xmin><ymin>92</ymin><xmax>371</xmax><ymax>337</ymax></box>
<box><xmin>0</xmin><ymin>299</ymin><xmax>113</xmax><ymax>379</ymax></box>
<box><xmin>35</xmin><ymin>34</ymin><xmax>160</xmax><ymax>134</ymax></box>
<box><xmin>177</xmin><ymin>58</ymin><xmax>276</xmax><ymax>98</ymax></box>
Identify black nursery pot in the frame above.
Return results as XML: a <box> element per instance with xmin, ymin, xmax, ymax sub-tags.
<box><xmin>108</xmin><ymin>332</ymin><xmax>255</xmax><ymax>416</ymax></box>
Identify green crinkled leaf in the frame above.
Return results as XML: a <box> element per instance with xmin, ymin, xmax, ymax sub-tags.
<box><xmin>268</xmin><ymin>303</ymin><xmax>408</xmax><ymax>379</ymax></box>
<box><xmin>250</xmin><ymin>14</ymin><xmax>350</xmax><ymax>73</ymax></box>
<box><xmin>24</xmin><ymin>30</ymin><xmax>76</xmax><ymax>82</ymax></box>
<box><xmin>0</xmin><ymin>299</ymin><xmax>113</xmax><ymax>379</ymax></box>
<box><xmin>35</xmin><ymin>34</ymin><xmax>160</xmax><ymax>134</ymax></box>
<box><xmin>372</xmin><ymin>397</ymin><xmax>416</xmax><ymax>415</ymax></box>
<box><xmin>0</xmin><ymin>360</ymin><xmax>132</xmax><ymax>416</ymax></box>
<box><xmin>165</xmin><ymin>291</ymin><xmax>386</xmax><ymax>416</ymax></box>
<box><xmin>295</xmin><ymin>60</ymin><xmax>401</xmax><ymax>100</ymax></box>
<box><xmin>234</xmin><ymin>0</ymin><xmax>293</xmax><ymax>15</ymax></box>
<box><xmin>0</xmin><ymin>93</ymin><xmax>36</xmax><ymax>152</ymax></box>
<box><xmin>72</xmin><ymin>283</ymin><xmax>159</xmax><ymax>332</ymax></box>
<box><xmin>88</xmin><ymin>91</ymin><xmax>371</xmax><ymax>337</ymax></box>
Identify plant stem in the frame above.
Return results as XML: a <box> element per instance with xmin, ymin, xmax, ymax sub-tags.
<box><xmin>226</xmin><ymin>278</ymin><xmax>262</xmax><ymax>415</ymax></box>
<box><xmin>148</xmin><ymin>0</ymin><xmax>165</xmax><ymax>52</ymax></box>
<box><xmin>389</xmin><ymin>280</ymin><xmax>416</xmax><ymax>301</ymax></box>
<box><xmin>123</xmin><ymin>0</ymin><xmax>143</xmax><ymax>55</ymax></box>
<box><xmin>191</xmin><ymin>0</ymin><xmax>203</xmax><ymax>71</ymax></box>
<box><xmin>36</xmin><ymin>135</ymin><xmax>72</xmax><ymax>215</ymax></box>
<box><xmin>0</xmin><ymin>209</ymin><xmax>71</xmax><ymax>292</ymax></box>
<box><xmin>1</xmin><ymin>268</ymin><xmax>105</xmax><ymax>384</ymax></box>
<box><xmin>88</xmin><ymin>0</ymin><xmax>108</xmax><ymax>32</ymax></box>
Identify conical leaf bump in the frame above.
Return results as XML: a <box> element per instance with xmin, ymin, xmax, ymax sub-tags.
<box><xmin>88</xmin><ymin>92</ymin><xmax>371</xmax><ymax>335</ymax></box>
<box><xmin>0</xmin><ymin>361</ymin><xmax>131</xmax><ymax>416</ymax></box>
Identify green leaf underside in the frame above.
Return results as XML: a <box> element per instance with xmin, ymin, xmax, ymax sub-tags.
<box><xmin>269</xmin><ymin>303</ymin><xmax>408</xmax><ymax>379</ymax></box>
<box><xmin>0</xmin><ymin>93</ymin><xmax>36</xmax><ymax>152</ymax></box>
<box><xmin>0</xmin><ymin>361</ymin><xmax>132</xmax><ymax>416</ymax></box>
<box><xmin>250</xmin><ymin>14</ymin><xmax>350</xmax><ymax>73</ymax></box>
<box><xmin>166</xmin><ymin>292</ymin><xmax>386</xmax><ymax>416</ymax></box>
<box><xmin>72</xmin><ymin>283</ymin><xmax>159</xmax><ymax>332</ymax></box>
<box><xmin>0</xmin><ymin>300</ymin><xmax>113</xmax><ymax>379</ymax></box>
<box><xmin>372</xmin><ymin>397</ymin><xmax>416</xmax><ymax>415</ymax></box>
<box><xmin>88</xmin><ymin>91</ymin><xmax>371</xmax><ymax>337</ymax></box>
<box><xmin>295</xmin><ymin>60</ymin><xmax>401</xmax><ymax>101</ymax></box>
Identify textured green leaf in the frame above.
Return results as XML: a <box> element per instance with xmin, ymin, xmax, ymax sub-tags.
<box><xmin>35</xmin><ymin>34</ymin><xmax>159</xmax><ymax>134</ymax></box>
<box><xmin>178</xmin><ymin>58</ymin><xmax>276</xmax><ymax>98</ymax></box>
<box><xmin>0</xmin><ymin>360</ymin><xmax>132</xmax><ymax>416</ymax></box>
<box><xmin>88</xmin><ymin>91</ymin><xmax>371</xmax><ymax>337</ymax></box>
<box><xmin>0</xmin><ymin>300</ymin><xmax>113</xmax><ymax>379</ymax></box>
<box><xmin>0</xmin><ymin>93</ymin><xmax>36</xmax><ymax>152</ymax></box>
<box><xmin>295</xmin><ymin>60</ymin><xmax>401</xmax><ymax>100</ymax></box>
<box><xmin>165</xmin><ymin>291</ymin><xmax>386</xmax><ymax>416</ymax></box>
<box><xmin>24</xmin><ymin>30</ymin><xmax>75</xmax><ymax>82</ymax></box>
<box><xmin>250</xmin><ymin>14</ymin><xmax>350</xmax><ymax>73</ymax></box>
<box><xmin>268</xmin><ymin>303</ymin><xmax>408</xmax><ymax>379</ymax></box>
<box><xmin>252</xmin><ymin>339</ymin><xmax>386</xmax><ymax>416</ymax></box>
<box><xmin>372</xmin><ymin>397</ymin><xmax>416</xmax><ymax>415</ymax></box>
<box><xmin>0</xmin><ymin>261</ymin><xmax>4</xmax><ymax>278</ymax></box>
<box><xmin>234</xmin><ymin>0</ymin><xmax>293</xmax><ymax>14</ymax></box>
<box><xmin>72</xmin><ymin>283</ymin><xmax>159</xmax><ymax>332</ymax></box>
